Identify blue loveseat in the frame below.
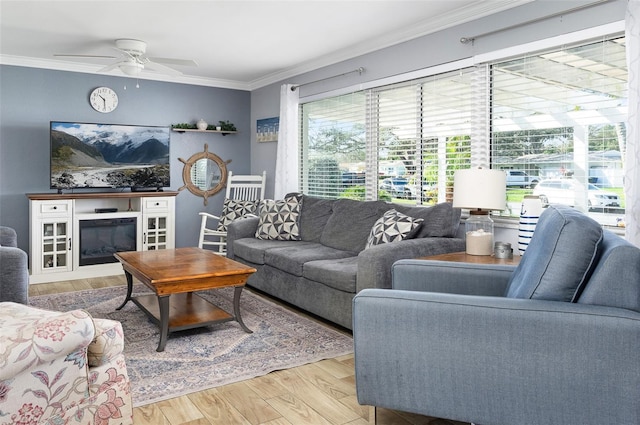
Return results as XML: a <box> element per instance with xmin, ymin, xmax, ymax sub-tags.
<box><xmin>353</xmin><ymin>205</ymin><xmax>640</xmax><ymax>425</ymax></box>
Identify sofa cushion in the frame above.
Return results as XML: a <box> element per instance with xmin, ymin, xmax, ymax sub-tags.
<box><xmin>264</xmin><ymin>244</ymin><xmax>356</xmax><ymax>276</ymax></box>
<box><xmin>216</xmin><ymin>198</ymin><xmax>258</xmax><ymax>231</ymax></box>
<box><xmin>255</xmin><ymin>194</ymin><xmax>302</xmax><ymax>240</ymax></box>
<box><xmin>365</xmin><ymin>209</ymin><xmax>423</xmax><ymax>249</ymax></box>
<box><xmin>393</xmin><ymin>202</ymin><xmax>461</xmax><ymax>238</ymax></box>
<box><xmin>505</xmin><ymin>205</ymin><xmax>603</xmax><ymax>302</ymax></box>
<box><xmin>320</xmin><ymin>199</ymin><xmax>391</xmax><ymax>252</ymax></box>
<box><xmin>233</xmin><ymin>238</ymin><xmax>315</xmax><ymax>264</ymax></box>
<box><xmin>298</xmin><ymin>195</ymin><xmax>336</xmax><ymax>242</ymax></box>
<box><xmin>303</xmin><ymin>257</ymin><xmax>358</xmax><ymax>293</ymax></box>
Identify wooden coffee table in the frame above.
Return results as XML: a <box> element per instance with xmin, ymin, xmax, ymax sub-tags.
<box><xmin>114</xmin><ymin>247</ymin><xmax>257</xmax><ymax>352</ymax></box>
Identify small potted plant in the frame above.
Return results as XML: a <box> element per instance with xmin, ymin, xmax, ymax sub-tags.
<box><xmin>218</xmin><ymin>120</ymin><xmax>237</xmax><ymax>132</ymax></box>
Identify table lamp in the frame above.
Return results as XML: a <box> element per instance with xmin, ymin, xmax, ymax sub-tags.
<box><xmin>452</xmin><ymin>168</ymin><xmax>506</xmax><ymax>255</ymax></box>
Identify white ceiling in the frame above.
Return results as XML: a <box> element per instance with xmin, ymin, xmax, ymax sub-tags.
<box><xmin>0</xmin><ymin>0</ymin><xmax>529</xmax><ymax>90</ymax></box>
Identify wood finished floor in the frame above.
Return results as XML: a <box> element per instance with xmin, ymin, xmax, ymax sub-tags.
<box><xmin>29</xmin><ymin>276</ymin><xmax>466</xmax><ymax>425</ymax></box>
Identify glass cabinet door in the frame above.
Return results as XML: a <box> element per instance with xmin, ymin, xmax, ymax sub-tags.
<box><xmin>145</xmin><ymin>216</ymin><xmax>168</xmax><ymax>250</ymax></box>
<box><xmin>42</xmin><ymin>221</ymin><xmax>70</xmax><ymax>269</ymax></box>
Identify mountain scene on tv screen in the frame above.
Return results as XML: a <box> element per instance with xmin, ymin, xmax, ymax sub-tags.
<box><xmin>51</xmin><ymin>123</ymin><xmax>170</xmax><ymax>189</ymax></box>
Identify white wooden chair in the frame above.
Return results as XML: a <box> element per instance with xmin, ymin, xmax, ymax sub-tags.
<box><xmin>198</xmin><ymin>171</ymin><xmax>266</xmax><ymax>255</ymax></box>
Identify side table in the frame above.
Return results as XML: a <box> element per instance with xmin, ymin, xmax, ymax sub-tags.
<box><xmin>418</xmin><ymin>251</ymin><xmax>521</xmax><ymax>266</ymax></box>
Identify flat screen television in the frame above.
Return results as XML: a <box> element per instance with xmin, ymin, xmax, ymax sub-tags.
<box><xmin>50</xmin><ymin>121</ymin><xmax>170</xmax><ymax>191</ymax></box>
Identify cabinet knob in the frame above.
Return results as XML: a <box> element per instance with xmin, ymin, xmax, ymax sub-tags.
<box><xmin>53</xmin><ymin>206</ymin><xmax>57</xmax><ymax>210</ymax></box>
<box><xmin>155</xmin><ymin>202</ymin><xmax>160</xmax><ymax>206</ymax></box>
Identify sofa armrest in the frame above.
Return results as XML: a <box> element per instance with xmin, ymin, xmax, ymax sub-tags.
<box><xmin>0</xmin><ymin>303</ymin><xmax>95</xmax><ymax>380</ymax></box>
<box><xmin>226</xmin><ymin>216</ymin><xmax>259</xmax><ymax>259</ymax></box>
<box><xmin>0</xmin><ymin>245</ymin><xmax>29</xmax><ymax>304</ymax></box>
<box><xmin>353</xmin><ymin>289</ymin><xmax>640</xmax><ymax>425</ymax></box>
<box><xmin>0</xmin><ymin>226</ymin><xmax>17</xmax><ymax>247</ymax></box>
<box><xmin>391</xmin><ymin>258</ymin><xmax>516</xmax><ymax>296</ymax></box>
<box><xmin>88</xmin><ymin>318</ymin><xmax>125</xmax><ymax>367</ymax></box>
<box><xmin>356</xmin><ymin>237</ymin><xmax>465</xmax><ymax>292</ymax></box>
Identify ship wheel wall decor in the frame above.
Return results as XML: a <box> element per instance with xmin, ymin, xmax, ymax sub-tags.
<box><xmin>178</xmin><ymin>144</ymin><xmax>232</xmax><ymax>205</ymax></box>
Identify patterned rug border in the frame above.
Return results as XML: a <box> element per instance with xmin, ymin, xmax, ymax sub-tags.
<box><xmin>29</xmin><ymin>285</ymin><xmax>354</xmax><ymax>407</ymax></box>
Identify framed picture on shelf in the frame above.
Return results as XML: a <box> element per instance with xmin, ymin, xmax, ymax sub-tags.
<box><xmin>256</xmin><ymin>117</ymin><xmax>279</xmax><ymax>143</ymax></box>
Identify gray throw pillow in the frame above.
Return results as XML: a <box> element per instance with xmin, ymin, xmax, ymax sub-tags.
<box><xmin>505</xmin><ymin>205</ymin><xmax>603</xmax><ymax>302</ymax></box>
<box><xmin>255</xmin><ymin>194</ymin><xmax>302</xmax><ymax>240</ymax></box>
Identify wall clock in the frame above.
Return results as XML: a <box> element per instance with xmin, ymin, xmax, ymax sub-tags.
<box><xmin>89</xmin><ymin>87</ymin><xmax>118</xmax><ymax>113</ymax></box>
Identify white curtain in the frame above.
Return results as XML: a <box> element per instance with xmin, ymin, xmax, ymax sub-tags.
<box><xmin>626</xmin><ymin>0</ymin><xmax>640</xmax><ymax>246</ymax></box>
<box><xmin>274</xmin><ymin>84</ymin><xmax>300</xmax><ymax>199</ymax></box>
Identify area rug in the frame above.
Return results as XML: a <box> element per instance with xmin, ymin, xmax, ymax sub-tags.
<box><xmin>29</xmin><ymin>284</ymin><xmax>354</xmax><ymax>407</ymax></box>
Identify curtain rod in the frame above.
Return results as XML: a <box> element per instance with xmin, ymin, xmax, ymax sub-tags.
<box><xmin>459</xmin><ymin>0</ymin><xmax>613</xmax><ymax>44</ymax></box>
<box><xmin>291</xmin><ymin>67</ymin><xmax>365</xmax><ymax>91</ymax></box>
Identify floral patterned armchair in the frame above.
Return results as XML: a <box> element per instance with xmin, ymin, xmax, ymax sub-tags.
<box><xmin>0</xmin><ymin>302</ymin><xmax>133</xmax><ymax>425</ymax></box>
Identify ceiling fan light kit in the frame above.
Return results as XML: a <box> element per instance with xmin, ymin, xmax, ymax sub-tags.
<box><xmin>120</xmin><ymin>60</ymin><xmax>144</xmax><ymax>76</ymax></box>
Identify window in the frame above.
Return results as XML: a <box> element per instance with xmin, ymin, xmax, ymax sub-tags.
<box><xmin>300</xmin><ymin>92</ymin><xmax>366</xmax><ymax>199</ymax></box>
<box><xmin>299</xmin><ymin>34</ymin><xmax>627</xmax><ymax>225</ymax></box>
<box><xmin>491</xmin><ymin>35</ymin><xmax>627</xmax><ymax>223</ymax></box>
<box><xmin>300</xmin><ymin>68</ymin><xmax>480</xmax><ymax>204</ymax></box>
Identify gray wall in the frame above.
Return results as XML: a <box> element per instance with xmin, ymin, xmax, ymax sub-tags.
<box><xmin>250</xmin><ymin>0</ymin><xmax>627</xmax><ymax>191</ymax></box>
<box><xmin>0</xmin><ymin>65</ymin><xmax>250</xmax><ymax>251</ymax></box>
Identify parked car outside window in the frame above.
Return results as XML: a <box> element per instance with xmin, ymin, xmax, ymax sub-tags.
<box><xmin>504</xmin><ymin>170</ymin><xmax>540</xmax><ymax>188</ymax></box>
<box><xmin>341</xmin><ymin>172</ymin><xmax>365</xmax><ymax>187</ymax></box>
<box><xmin>379</xmin><ymin>177</ymin><xmax>411</xmax><ymax>198</ymax></box>
<box><xmin>532</xmin><ymin>178</ymin><xmax>620</xmax><ymax>209</ymax></box>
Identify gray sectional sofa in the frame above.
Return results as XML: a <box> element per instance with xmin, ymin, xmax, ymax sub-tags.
<box><xmin>226</xmin><ymin>195</ymin><xmax>465</xmax><ymax>329</ymax></box>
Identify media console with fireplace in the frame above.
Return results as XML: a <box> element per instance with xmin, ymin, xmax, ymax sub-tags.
<box><xmin>27</xmin><ymin>191</ymin><xmax>178</xmax><ymax>284</ymax></box>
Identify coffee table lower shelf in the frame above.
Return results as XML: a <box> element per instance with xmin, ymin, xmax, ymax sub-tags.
<box><xmin>133</xmin><ymin>292</ymin><xmax>234</xmax><ymax>331</ymax></box>
<box><xmin>123</xmin><ymin>288</ymin><xmax>252</xmax><ymax>352</ymax></box>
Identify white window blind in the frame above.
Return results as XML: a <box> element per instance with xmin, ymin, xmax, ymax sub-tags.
<box><xmin>372</xmin><ymin>67</ymin><xmax>478</xmax><ymax>204</ymax></box>
<box><xmin>491</xmin><ymin>35</ymin><xmax>627</xmax><ymax>220</ymax></box>
<box><xmin>299</xmin><ymin>68</ymin><xmax>479</xmax><ymax>204</ymax></box>
<box><xmin>299</xmin><ymin>92</ymin><xmax>366</xmax><ymax>199</ymax></box>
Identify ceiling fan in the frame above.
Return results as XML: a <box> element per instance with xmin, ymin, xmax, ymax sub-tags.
<box><xmin>54</xmin><ymin>39</ymin><xmax>198</xmax><ymax>77</ymax></box>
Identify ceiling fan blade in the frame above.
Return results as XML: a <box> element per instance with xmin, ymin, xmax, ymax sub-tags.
<box><xmin>148</xmin><ymin>57</ymin><xmax>198</xmax><ymax>67</ymax></box>
<box><xmin>96</xmin><ymin>62</ymin><xmax>121</xmax><ymax>73</ymax></box>
<box><xmin>144</xmin><ymin>61</ymin><xmax>182</xmax><ymax>76</ymax></box>
<box><xmin>54</xmin><ymin>54</ymin><xmax>118</xmax><ymax>59</ymax></box>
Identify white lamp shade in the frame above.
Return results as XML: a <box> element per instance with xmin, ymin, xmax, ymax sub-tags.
<box><xmin>452</xmin><ymin>168</ymin><xmax>506</xmax><ymax>211</ymax></box>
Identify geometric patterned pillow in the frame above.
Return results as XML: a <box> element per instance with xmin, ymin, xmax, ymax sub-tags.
<box><xmin>254</xmin><ymin>194</ymin><xmax>302</xmax><ymax>240</ymax></box>
<box><xmin>216</xmin><ymin>198</ymin><xmax>259</xmax><ymax>232</ymax></box>
<box><xmin>365</xmin><ymin>209</ymin><xmax>424</xmax><ymax>249</ymax></box>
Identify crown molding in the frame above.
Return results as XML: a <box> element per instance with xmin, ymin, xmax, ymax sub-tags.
<box><xmin>0</xmin><ymin>54</ymin><xmax>251</xmax><ymax>91</ymax></box>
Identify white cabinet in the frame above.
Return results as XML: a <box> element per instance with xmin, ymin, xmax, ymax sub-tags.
<box><xmin>27</xmin><ymin>192</ymin><xmax>178</xmax><ymax>284</ymax></box>
<box><xmin>142</xmin><ymin>197</ymin><xmax>175</xmax><ymax>251</ymax></box>
<box><xmin>30</xmin><ymin>200</ymin><xmax>73</xmax><ymax>276</ymax></box>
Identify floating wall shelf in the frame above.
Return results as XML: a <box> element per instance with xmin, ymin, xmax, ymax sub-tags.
<box><xmin>171</xmin><ymin>128</ymin><xmax>237</xmax><ymax>136</ymax></box>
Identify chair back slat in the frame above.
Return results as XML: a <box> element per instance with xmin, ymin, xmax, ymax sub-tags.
<box><xmin>226</xmin><ymin>171</ymin><xmax>266</xmax><ymax>200</ymax></box>
<box><xmin>198</xmin><ymin>171</ymin><xmax>266</xmax><ymax>255</ymax></box>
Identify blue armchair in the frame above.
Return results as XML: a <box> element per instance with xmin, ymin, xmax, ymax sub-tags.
<box><xmin>0</xmin><ymin>226</ymin><xmax>29</xmax><ymax>304</ymax></box>
<box><xmin>353</xmin><ymin>205</ymin><xmax>640</xmax><ymax>425</ymax></box>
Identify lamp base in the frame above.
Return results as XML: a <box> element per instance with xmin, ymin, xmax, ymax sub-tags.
<box><xmin>465</xmin><ymin>210</ymin><xmax>494</xmax><ymax>256</ymax></box>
